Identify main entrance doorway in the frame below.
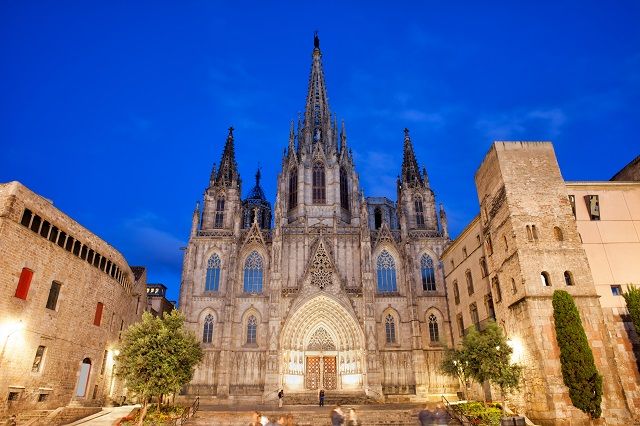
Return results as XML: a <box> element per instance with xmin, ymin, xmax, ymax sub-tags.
<box><xmin>305</xmin><ymin>356</ymin><xmax>336</xmax><ymax>390</ymax></box>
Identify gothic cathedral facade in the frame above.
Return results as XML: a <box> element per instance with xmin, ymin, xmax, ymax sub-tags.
<box><xmin>178</xmin><ymin>36</ymin><xmax>457</xmax><ymax>400</ymax></box>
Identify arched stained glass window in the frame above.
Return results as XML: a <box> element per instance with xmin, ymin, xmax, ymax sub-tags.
<box><xmin>428</xmin><ymin>314</ymin><xmax>439</xmax><ymax>343</ymax></box>
<box><xmin>203</xmin><ymin>314</ymin><xmax>214</xmax><ymax>343</ymax></box>
<box><xmin>205</xmin><ymin>254</ymin><xmax>221</xmax><ymax>291</ymax></box>
<box><xmin>312</xmin><ymin>162</ymin><xmax>326</xmax><ymax>203</ymax></box>
<box><xmin>421</xmin><ymin>254</ymin><xmax>436</xmax><ymax>291</ymax></box>
<box><xmin>377</xmin><ymin>250</ymin><xmax>397</xmax><ymax>293</ymax></box>
<box><xmin>385</xmin><ymin>314</ymin><xmax>396</xmax><ymax>344</ymax></box>
<box><xmin>243</xmin><ymin>251</ymin><xmax>263</xmax><ymax>293</ymax></box>
<box><xmin>246</xmin><ymin>315</ymin><xmax>257</xmax><ymax>344</ymax></box>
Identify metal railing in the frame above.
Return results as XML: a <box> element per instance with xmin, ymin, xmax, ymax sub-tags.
<box><xmin>175</xmin><ymin>396</ymin><xmax>199</xmax><ymax>425</ymax></box>
<box><xmin>441</xmin><ymin>395</ymin><xmax>470</xmax><ymax>425</ymax></box>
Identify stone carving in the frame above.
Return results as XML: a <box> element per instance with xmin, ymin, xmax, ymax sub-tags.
<box><xmin>309</xmin><ymin>240</ymin><xmax>333</xmax><ymax>290</ymax></box>
<box><xmin>307</xmin><ymin>327</ymin><xmax>336</xmax><ymax>351</ymax></box>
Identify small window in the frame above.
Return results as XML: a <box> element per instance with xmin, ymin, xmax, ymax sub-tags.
<box><xmin>532</xmin><ymin>225</ymin><xmax>539</xmax><ymax>241</ymax></box>
<box><xmin>465</xmin><ymin>270</ymin><xmax>474</xmax><ymax>295</ymax></box>
<box><xmin>564</xmin><ymin>271</ymin><xmax>573</xmax><ymax>286</ymax></box>
<box><xmin>340</xmin><ymin>167</ymin><xmax>350</xmax><ymax>212</ymax></box>
<box><xmin>15</xmin><ymin>267</ymin><xmax>34</xmax><ymax>300</ymax></box>
<box><xmin>526</xmin><ymin>225</ymin><xmax>533</xmax><ymax>241</ymax></box>
<box><xmin>46</xmin><ymin>281</ymin><xmax>61</xmax><ymax>310</ymax></box>
<box><xmin>57</xmin><ymin>231</ymin><xmax>67</xmax><ymax>248</ymax></box>
<box><xmin>288</xmin><ymin>167</ymin><xmax>298</xmax><ymax>210</ymax></box>
<box><xmin>486</xmin><ymin>234</ymin><xmax>494</xmax><ymax>255</ymax></box>
<box><xmin>492</xmin><ymin>276</ymin><xmax>502</xmax><ymax>303</ymax></box>
<box><xmin>374</xmin><ymin>208</ymin><xmax>382</xmax><ymax>229</ymax></box>
<box><xmin>456</xmin><ymin>314</ymin><xmax>464</xmax><ymax>337</ymax></box>
<box><xmin>611</xmin><ymin>285</ymin><xmax>622</xmax><ymax>296</ymax></box>
<box><xmin>470</xmin><ymin>303</ymin><xmax>479</xmax><ymax>328</ymax></box>
<box><xmin>214</xmin><ymin>197</ymin><xmax>225</xmax><ymax>228</ymax></box>
<box><xmin>246</xmin><ymin>315</ymin><xmax>257</xmax><ymax>344</ymax></box>
<box><xmin>30</xmin><ymin>215</ymin><xmax>42</xmax><ymax>233</ymax></box>
<box><xmin>568</xmin><ymin>195</ymin><xmax>576</xmax><ymax>217</ymax></box>
<box><xmin>48</xmin><ymin>226</ymin><xmax>59</xmax><ymax>244</ymax></box>
<box><xmin>8</xmin><ymin>392</ymin><xmax>20</xmax><ymax>402</ymax></box>
<box><xmin>385</xmin><ymin>314</ymin><xmax>396</xmax><ymax>344</ymax></box>
<box><xmin>40</xmin><ymin>221</ymin><xmax>51</xmax><ymax>238</ymax></box>
<box><xmin>428</xmin><ymin>314</ymin><xmax>439</xmax><ymax>343</ymax></box>
<box><xmin>476</xmin><ymin>235</ymin><xmax>480</xmax><ymax>245</ymax></box>
<box><xmin>32</xmin><ymin>345</ymin><xmax>46</xmax><ymax>372</ymax></box>
<box><xmin>38</xmin><ymin>394</ymin><xmax>48</xmax><ymax>402</ymax></box>
<box><xmin>453</xmin><ymin>280</ymin><xmax>460</xmax><ymax>305</ymax></box>
<box><xmin>511</xmin><ymin>278</ymin><xmax>517</xmax><ymax>294</ymax></box>
<box><xmin>462</xmin><ymin>247</ymin><xmax>467</xmax><ymax>258</ymax></box>
<box><xmin>415</xmin><ymin>197</ymin><xmax>425</xmax><ymax>229</ymax></box>
<box><xmin>80</xmin><ymin>245</ymin><xmax>88</xmax><ymax>260</ymax></box>
<box><xmin>203</xmin><ymin>314</ymin><xmax>214</xmax><ymax>343</ymax></box>
<box><xmin>541</xmin><ymin>272</ymin><xmax>551</xmax><ymax>287</ymax></box>
<box><xmin>479</xmin><ymin>257</ymin><xmax>489</xmax><ymax>278</ymax></box>
<box><xmin>94</xmin><ymin>302</ymin><xmax>104</xmax><ymax>326</ymax></box>
<box><xmin>503</xmin><ymin>235</ymin><xmax>508</xmax><ymax>252</ymax></box>
<box><xmin>586</xmin><ymin>195</ymin><xmax>600</xmax><ymax>220</ymax></box>
<box><xmin>485</xmin><ymin>294</ymin><xmax>496</xmax><ymax>320</ymax></box>
<box><xmin>554</xmin><ymin>227</ymin><xmax>564</xmax><ymax>241</ymax></box>
<box><xmin>66</xmin><ymin>237</ymin><xmax>75</xmax><ymax>252</ymax></box>
<box><xmin>21</xmin><ymin>209</ymin><xmax>33</xmax><ymax>227</ymax></box>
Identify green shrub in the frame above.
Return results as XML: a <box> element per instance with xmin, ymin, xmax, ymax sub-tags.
<box><xmin>623</xmin><ymin>284</ymin><xmax>640</xmax><ymax>340</ymax></box>
<box><xmin>552</xmin><ymin>290</ymin><xmax>602</xmax><ymax>418</ymax></box>
<box><xmin>457</xmin><ymin>401</ymin><xmax>502</xmax><ymax>426</ymax></box>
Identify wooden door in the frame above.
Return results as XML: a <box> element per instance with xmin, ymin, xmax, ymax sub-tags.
<box><xmin>322</xmin><ymin>356</ymin><xmax>336</xmax><ymax>390</ymax></box>
<box><xmin>306</xmin><ymin>356</ymin><xmax>320</xmax><ymax>390</ymax></box>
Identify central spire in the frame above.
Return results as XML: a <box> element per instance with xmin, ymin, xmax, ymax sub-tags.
<box><xmin>303</xmin><ymin>32</ymin><xmax>331</xmax><ymax>149</ymax></box>
<box><xmin>401</xmin><ymin>128</ymin><xmax>424</xmax><ymax>187</ymax></box>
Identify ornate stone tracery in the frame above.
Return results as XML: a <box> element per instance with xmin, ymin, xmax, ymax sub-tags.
<box><xmin>307</xmin><ymin>327</ymin><xmax>336</xmax><ymax>351</ymax></box>
<box><xmin>309</xmin><ymin>240</ymin><xmax>333</xmax><ymax>289</ymax></box>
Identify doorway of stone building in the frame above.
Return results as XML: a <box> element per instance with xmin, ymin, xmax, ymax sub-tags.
<box><xmin>305</xmin><ymin>356</ymin><xmax>336</xmax><ymax>390</ymax></box>
<box><xmin>75</xmin><ymin>358</ymin><xmax>92</xmax><ymax>397</ymax></box>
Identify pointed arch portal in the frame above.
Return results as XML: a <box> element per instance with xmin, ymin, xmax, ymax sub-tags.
<box><xmin>280</xmin><ymin>295</ymin><xmax>365</xmax><ymax>391</ymax></box>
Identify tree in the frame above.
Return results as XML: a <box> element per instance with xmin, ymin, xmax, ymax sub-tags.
<box><xmin>440</xmin><ymin>321</ymin><xmax>522</xmax><ymax>412</ymax></box>
<box><xmin>552</xmin><ymin>290</ymin><xmax>602</xmax><ymax>419</ymax></box>
<box><xmin>116</xmin><ymin>310</ymin><xmax>203</xmax><ymax>425</ymax></box>
<box><xmin>623</xmin><ymin>284</ymin><xmax>640</xmax><ymax>340</ymax></box>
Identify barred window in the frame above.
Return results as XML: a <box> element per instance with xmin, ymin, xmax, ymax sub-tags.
<box><xmin>376</xmin><ymin>250</ymin><xmax>397</xmax><ymax>293</ymax></box>
<box><xmin>243</xmin><ymin>251</ymin><xmax>263</xmax><ymax>293</ymax></box>
<box><xmin>205</xmin><ymin>254</ymin><xmax>221</xmax><ymax>291</ymax></box>
<box><xmin>421</xmin><ymin>254</ymin><xmax>436</xmax><ymax>291</ymax></box>
<box><xmin>203</xmin><ymin>314</ymin><xmax>214</xmax><ymax>343</ymax></box>
<box><xmin>385</xmin><ymin>314</ymin><xmax>396</xmax><ymax>344</ymax></box>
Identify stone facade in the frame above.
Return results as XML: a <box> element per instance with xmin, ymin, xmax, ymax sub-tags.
<box><xmin>0</xmin><ymin>181</ymin><xmax>145</xmax><ymax>415</ymax></box>
<box><xmin>178</xmin><ymin>37</ymin><xmax>457</xmax><ymax>401</ymax></box>
<box><xmin>443</xmin><ymin>142</ymin><xmax>640</xmax><ymax>425</ymax></box>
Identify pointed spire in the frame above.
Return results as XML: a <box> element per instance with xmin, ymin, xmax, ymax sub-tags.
<box><xmin>303</xmin><ymin>32</ymin><xmax>331</xmax><ymax>150</ymax></box>
<box><xmin>216</xmin><ymin>126</ymin><xmax>239</xmax><ymax>187</ymax></box>
<box><xmin>209</xmin><ymin>162</ymin><xmax>217</xmax><ymax>186</ymax></box>
<box><xmin>288</xmin><ymin>120</ymin><xmax>296</xmax><ymax>154</ymax></box>
<box><xmin>422</xmin><ymin>166</ymin><xmax>430</xmax><ymax>186</ymax></box>
<box><xmin>439</xmin><ymin>203</ymin><xmax>449</xmax><ymax>238</ymax></box>
<box><xmin>340</xmin><ymin>120</ymin><xmax>347</xmax><ymax>153</ymax></box>
<box><xmin>191</xmin><ymin>201</ymin><xmax>201</xmax><ymax>236</ymax></box>
<box><xmin>401</xmin><ymin>128</ymin><xmax>424</xmax><ymax>187</ymax></box>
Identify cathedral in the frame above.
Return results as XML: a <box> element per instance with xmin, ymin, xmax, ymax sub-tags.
<box><xmin>177</xmin><ymin>34</ymin><xmax>457</xmax><ymax>401</ymax></box>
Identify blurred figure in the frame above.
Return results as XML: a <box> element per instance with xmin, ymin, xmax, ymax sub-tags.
<box><xmin>346</xmin><ymin>407</ymin><xmax>358</xmax><ymax>426</ymax></box>
<box><xmin>319</xmin><ymin>388</ymin><xmax>325</xmax><ymax>406</ymax></box>
<box><xmin>433</xmin><ymin>403</ymin><xmax>450</xmax><ymax>425</ymax></box>
<box><xmin>418</xmin><ymin>405</ymin><xmax>433</xmax><ymax>426</ymax></box>
<box><xmin>278</xmin><ymin>389</ymin><xmax>284</xmax><ymax>408</ymax></box>
<box><xmin>249</xmin><ymin>411</ymin><xmax>261</xmax><ymax>426</ymax></box>
<box><xmin>331</xmin><ymin>404</ymin><xmax>345</xmax><ymax>426</ymax></box>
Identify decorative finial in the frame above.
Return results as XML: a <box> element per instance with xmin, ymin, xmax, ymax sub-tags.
<box><xmin>255</xmin><ymin>168</ymin><xmax>261</xmax><ymax>185</ymax></box>
<box><xmin>404</xmin><ymin>128</ymin><xmax>410</xmax><ymax>138</ymax></box>
<box><xmin>314</xmin><ymin>31</ymin><xmax>320</xmax><ymax>49</ymax></box>
<box><xmin>228</xmin><ymin>126</ymin><xmax>234</xmax><ymax>137</ymax></box>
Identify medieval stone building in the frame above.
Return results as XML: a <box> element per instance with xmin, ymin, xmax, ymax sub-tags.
<box><xmin>178</xmin><ymin>35</ymin><xmax>456</xmax><ymax>401</ymax></box>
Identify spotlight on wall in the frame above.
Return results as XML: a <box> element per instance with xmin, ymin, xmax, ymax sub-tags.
<box><xmin>506</xmin><ymin>336</ymin><xmax>524</xmax><ymax>363</ymax></box>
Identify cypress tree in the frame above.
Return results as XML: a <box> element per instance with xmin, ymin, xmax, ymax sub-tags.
<box><xmin>622</xmin><ymin>284</ymin><xmax>640</xmax><ymax>340</ymax></box>
<box><xmin>552</xmin><ymin>290</ymin><xmax>602</xmax><ymax>419</ymax></box>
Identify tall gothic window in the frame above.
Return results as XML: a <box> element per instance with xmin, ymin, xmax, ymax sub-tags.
<box><xmin>374</xmin><ymin>208</ymin><xmax>382</xmax><ymax>229</ymax></box>
<box><xmin>415</xmin><ymin>197</ymin><xmax>425</xmax><ymax>229</ymax></box>
<box><xmin>214</xmin><ymin>197</ymin><xmax>225</xmax><ymax>228</ymax></box>
<box><xmin>428</xmin><ymin>314</ymin><xmax>439</xmax><ymax>343</ymax></box>
<box><xmin>203</xmin><ymin>314</ymin><xmax>214</xmax><ymax>343</ymax></box>
<box><xmin>376</xmin><ymin>250</ymin><xmax>397</xmax><ymax>293</ymax></box>
<box><xmin>421</xmin><ymin>254</ymin><xmax>436</xmax><ymax>291</ymax></box>
<box><xmin>243</xmin><ymin>251</ymin><xmax>263</xmax><ymax>293</ymax></box>
<box><xmin>246</xmin><ymin>315</ymin><xmax>257</xmax><ymax>344</ymax></box>
<box><xmin>385</xmin><ymin>314</ymin><xmax>396</xmax><ymax>344</ymax></box>
<box><xmin>205</xmin><ymin>254</ymin><xmax>221</xmax><ymax>291</ymax></box>
<box><xmin>312</xmin><ymin>162</ymin><xmax>326</xmax><ymax>203</ymax></box>
<box><xmin>465</xmin><ymin>270</ymin><xmax>474</xmax><ymax>295</ymax></box>
<box><xmin>288</xmin><ymin>167</ymin><xmax>298</xmax><ymax>210</ymax></box>
<box><xmin>340</xmin><ymin>167</ymin><xmax>349</xmax><ymax>211</ymax></box>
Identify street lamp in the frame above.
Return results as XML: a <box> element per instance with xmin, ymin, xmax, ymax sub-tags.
<box><xmin>0</xmin><ymin>320</ymin><xmax>25</xmax><ymax>368</ymax></box>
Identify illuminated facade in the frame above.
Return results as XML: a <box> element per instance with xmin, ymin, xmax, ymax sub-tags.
<box><xmin>0</xmin><ymin>181</ymin><xmax>145</xmax><ymax>418</ymax></box>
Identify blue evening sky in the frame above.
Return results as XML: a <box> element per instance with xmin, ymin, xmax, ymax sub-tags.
<box><xmin>1</xmin><ymin>1</ymin><xmax>638</xmax><ymax>302</ymax></box>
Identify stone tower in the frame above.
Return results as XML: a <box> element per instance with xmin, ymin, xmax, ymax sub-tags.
<box><xmin>475</xmin><ymin>142</ymin><xmax>633</xmax><ymax>424</ymax></box>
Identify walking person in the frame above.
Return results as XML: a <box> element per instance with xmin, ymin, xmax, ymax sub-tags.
<box><xmin>330</xmin><ymin>404</ymin><xmax>345</xmax><ymax>426</ymax></box>
<box><xmin>346</xmin><ymin>408</ymin><xmax>358</xmax><ymax>426</ymax></box>
<box><xmin>319</xmin><ymin>388</ymin><xmax>325</xmax><ymax>406</ymax></box>
<box><xmin>278</xmin><ymin>389</ymin><xmax>284</xmax><ymax>408</ymax></box>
